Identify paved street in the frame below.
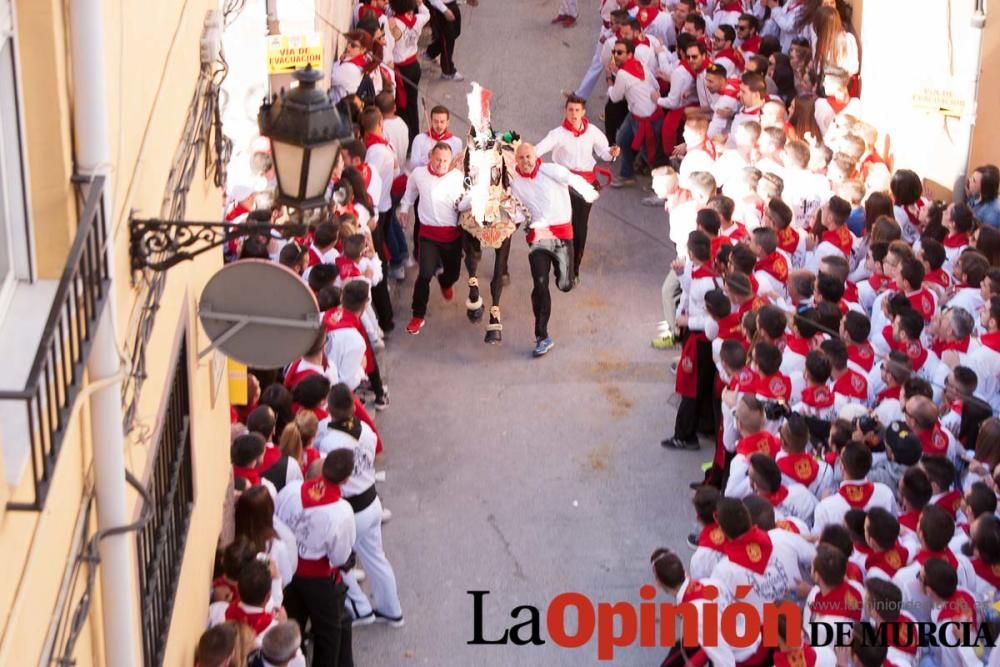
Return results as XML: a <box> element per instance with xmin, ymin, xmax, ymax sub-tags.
<box><xmin>352</xmin><ymin>1</ymin><xmax>702</xmax><ymax>664</ymax></box>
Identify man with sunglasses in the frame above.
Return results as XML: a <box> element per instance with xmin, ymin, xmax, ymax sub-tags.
<box><xmin>735</xmin><ymin>13</ymin><xmax>761</xmax><ymax>59</ymax></box>
<box><xmin>652</xmin><ymin>36</ymin><xmax>707</xmax><ymax>163</ymax></box>
<box><xmin>606</xmin><ymin>39</ymin><xmax>661</xmax><ymax>189</ymax></box>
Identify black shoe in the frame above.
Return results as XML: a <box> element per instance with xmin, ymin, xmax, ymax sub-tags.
<box><xmin>660</xmin><ymin>437</ymin><xmax>699</xmax><ymax>451</ymax></box>
<box><xmin>686</xmin><ymin>533</ymin><xmax>699</xmax><ymax>550</ymax></box>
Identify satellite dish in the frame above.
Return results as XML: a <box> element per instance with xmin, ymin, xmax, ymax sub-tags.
<box><xmin>198</xmin><ymin>259</ymin><xmax>322</xmax><ymax>368</ymax></box>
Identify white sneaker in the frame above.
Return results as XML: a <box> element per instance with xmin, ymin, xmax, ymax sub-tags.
<box><xmin>441</xmin><ymin>71</ymin><xmax>464</xmax><ymax>81</ymax></box>
<box><xmin>352</xmin><ymin>613</ymin><xmax>375</xmax><ymax>627</ymax></box>
<box><xmin>374</xmin><ymin>611</ymin><xmax>405</xmax><ymax>628</ymax></box>
<box><xmin>381</xmin><ymin>508</ymin><xmax>393</xmax><ymax>524</ymax></box>
<box><xmin>374</xmin><ymin>470</ymin><xmax>387</xmax><ymax>482</ymax></box>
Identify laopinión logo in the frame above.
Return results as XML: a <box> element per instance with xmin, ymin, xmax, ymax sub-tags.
<box><xmin>466</xmin><ymin>588</ymin><xmax>998</xmax><ymax>661</ymax></box>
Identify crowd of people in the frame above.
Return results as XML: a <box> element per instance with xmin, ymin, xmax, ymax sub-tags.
<box><xmin>193</xmin><ymin>0</ymin><xmax>1000</xmax><ymax>664</ymax></box>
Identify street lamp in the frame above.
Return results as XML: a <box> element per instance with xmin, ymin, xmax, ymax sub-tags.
<box><xmin>258</xmin><ymin>64</ymin><xmax>351</xmax><ymax>210</ymax></box>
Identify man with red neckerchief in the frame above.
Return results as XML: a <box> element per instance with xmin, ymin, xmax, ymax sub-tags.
<box><xmin>511</xmin><ymin>143</ymin><xmax>597</xmax><ymax>357</ymax></box>
<box><xmin>723</xmin><ymin>395</ymin><xmax>779</xmax><ymax>498</ymax></box>
<box><xmin>967</xmin><ymin>514</ymin><xmax>1000</xmax><ymax>606</ymax></box>
<box><xmin>709</xmin><ymin>498</ymin><xmax>801</xmax><ymax>616</ymax></box>
<box><xmin>750</xmin><ymin>227</ymin><xmax>788</xmax><ymax>299</ymax></box>
<box><xmin>735</xmin><ymin>13</ymin><xmax>761</xmax><ymax>60</ymax></box>
<box><xmin>325</xmin><ymin>280</ymin><xmax>390</xmax><ymax>414</ymax></box>
<box><xmin>905</xmin><ymin>397</ymin><xmax>958</xmax><ymax>460</ymax></box>
<box><xmin>275</xmin><ymin>449</ymin><xmax>357</xmax><ymax>667</ymax></box>
<box><xmin>862</xmin><ymin>507</ymin><xmax>912</xmax><ymax>582</ymax></box>
<box><xmin>776</xmin><ymin>414</ymin><xmax>832</xmax><ymax>496</ymax></box>
<box><xmin>792</xmin><ymin>351</ymin><xmax>838</xmax><ymax>424</ymax></box>
<box><xmin>863</xmin><ymin>579</ymin><xmax>919</xmax><ymax>667</ymax></box>
<box><xmin>606</xmin><ymin>38</ymin><xmax>660</xmax><ymax>188</ymax></box>
<box><xmin>688</xmin><ymin>485</ymin><xmax>727</xmax><ymax>579</ymax></box>
<box><xmin>803</xmin><ymin>544</ymin><xmax>866</xmax><ymax>627</ymax></box>
<box><xmin>749</xmin><ymin>454</ymin><xmax>817</xmax><ymax>527</ymax></box>
<box><xmin>536</xmin><ymin>95</ymin><xmax>619</xmax><ymax>283</ymax></box>
<box><xmin>208</xmin><ymin>559</ymin><xmax>286</xmax><ymax>643</ymax></box>
<box><xmin>813</xmin><ymin>443</ymin><xmax>897</xmax><ymax>537</ymax></box>
<box><xmin>821</xmin><ymin>339</ymin><xmax>870</xmax><ymax>412</ymax></box>
<box><xmin>408</xmin><ymin>105</ymin><xmax>463</xmax><ymax>170</ymax></box>
<box><xmin>726</xmin><ymin>71</ymin><xmax>767</xmax><ymax>149</ymax></box>
<box><xmin>806</xmin><ymin>196</ymin><xmax>854</xmax><ymax>274</ymax></box>
<box><xmin>922</xmin><ymin>557</ymin><xmax>982</xmax><ymax>666</ymax></box>
<box><xmin>812</xmin><ymin>68</ymin><xmax>860</xmax><ymax>136</ymax></box>
<box><xmin>710</xmin><ymin>24</ymin><xmax>744</xmax><ymax>77</ymax></box>
<box><xmin>651</xmin><ymin>38</ymin><xmax>708</xmax><ymax>165</ymax></box>
<box><xmin>943</xmin><ymin>296</ymin><xmax>1000</xmax><ymax>414</ymax></box>
<box><xmin>632</xmin><ymin>0</ymin><xmax>675</xmax><ymax>51</ymax></box>
<box><xmin>892</xmin><ymin>505</ymin><xmax>975</xmax><ymax>622</ymax></box>
<box><xmin>943</xmin><ymin>251</ymin><xmax>989</xmax><ymax>318</ymax></box>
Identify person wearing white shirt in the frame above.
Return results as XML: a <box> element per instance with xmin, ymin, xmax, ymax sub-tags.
<box><xmin>607</xmin><ymin>39</ymin><xmax>661</xmax><ymax>187</ymax></box>
<box><xmin>944</xmin><ymin>297</ymin><xmax>1000</xmax><ymax>414</ymax></box>
<box><xmin>535</xmin><ymin>96</ymin><xmax>619</xmax><ymax>281</ymax></box>
<box><xmin>330</xmin><ymin>31</ymin><xmax>378</xmax><ymax>104</ymax></box>
<box><xmin>408</xmin><ymin>105</ymin><xmax>464</xmax><ymax>170</ymax></box>
<box><xmin>765</xmin><ymin>0</ymin><xmax>806</xmax><ymax>52</ymax></box>
<box><xmin>324</xmin><ymin>282</ymin><xmax>372</xmax><ymax>394</ymax></box>
<box><xmin>511</xmin><ymin>143</ymin><xmax>597</xmax><ymax>357</ymax></box>
<box><xmin>749</xmin><ymin>454</ymin><xmax>817</xmax><ymax>528</ymax></box>
<box><xmin>388</xmin><ymin>0</ymin><xmax>431</xmax><ymax>141</ymax></box>
<box><xmin>812</xmin><ymin>443</ymin><xmax>898</xmax><ymax>537</ymax></box>
<box><xmin>318</xmin><ymin>384</ymin><xmax>403</xmax><ymax>626</ymax></box>
<box><xmin>398</xmin><ymin>143</ymin><xmax>469</xmax><ymax>334</ymax></box>
<box><xmin>274</xmin><ymin>449</ymin><xmax>357</xmax><ymax>666</ymax></box>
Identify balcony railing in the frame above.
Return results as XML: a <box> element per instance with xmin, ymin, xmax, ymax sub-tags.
<box><xmin>0</xmin><ymin>175</ymin><xmax>110</xmax><ymax>511</ymax></box>
<box><xmin>137</xmin><ymin>337</ymin><xmax>194</xmax><ymax>667</ymax></box>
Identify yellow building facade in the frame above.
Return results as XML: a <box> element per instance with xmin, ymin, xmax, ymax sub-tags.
<box><xmin>0</xmin><ymin>0</ymin><xmax>233</xmax><ymax>664</ymax></box>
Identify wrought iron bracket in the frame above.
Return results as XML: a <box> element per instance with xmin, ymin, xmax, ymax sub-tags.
<box><xmin>129</xmin><ymin>218</ymin><xmax>307</xmax><ymax>272</ymax></box>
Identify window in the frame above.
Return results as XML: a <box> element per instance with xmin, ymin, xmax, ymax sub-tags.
<box><xmin>0</xmin><ymin>0</ymin><xmax>31</xmax><ymax>316</ymax></box>
<box><xmin>136</xmin><ymin>337</ymin><xmax>194</xmax><ymax>667</ymax></box>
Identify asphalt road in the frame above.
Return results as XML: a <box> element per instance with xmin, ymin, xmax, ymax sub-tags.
<box><xmin>353</xmin><ymin>2</ymin><xmax>701</xmax><ymax>664</ymax></box>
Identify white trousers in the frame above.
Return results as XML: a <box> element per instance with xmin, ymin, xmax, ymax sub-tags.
<box><xmin>342</xmin><ymin>495</ymin><xmax>403</xmax><ymax>619</ymax></box>
<box><xmin>575</xmin><ymin>38</ymin><xmax>605</xmax><ymax>100</ymax></box>
<box><xmin>559</xmin><ymin>0</ymin><xmax>578</xmax><ymax>16</ymax></box>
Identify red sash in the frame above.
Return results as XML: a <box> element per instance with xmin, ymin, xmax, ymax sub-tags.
<box><xmin>838</xmin><ymin>482</ymin><xmax>875</xmax><ymax>509</ymax></box>
<box><xmin>778</xmin><ymin>453</ymin><xmax>819</xmax><ymax>487</ymax></box>
<box><xmin>832</xmin><ymin>370</ymin><xmax>867</xmax><ymax>401</ymax></box>
<box><xmin>697</xmin><ymin>522</ymin><xmax>727</xmax><ymax>553</ymax></box>
<box><xmin>801</xmin><ymin>384</ymin><xmax>834</xmax><ymax>409</ymax></box>
<box><xmin>324</xmin><ymin>306</ymin><xmax>375</xmax><ymax>373</ymax></box>
<box><xmin>865</xmin><ymin>543</ymin><xmax>909</xmax><ymax>578</ymax></box>
<box><xmin>933</xmin><ymin>488</ymin><xmax>962</xmax><ymax>517</ymax></box>
<box><xmin>972</xmin><ymin>558</ymin><xmax>1000</xmax><ymax>591</ymax></box>
<box><xmin>225</xmin><ymin>603</ymin><xmax>274</xmax><ymax>635</ymax></box>
<box><xmin>847</xmin><ymin>342</ymin><xmax>874</xmax><ymax>372</ymax></box>
<box><xmin>736</xmin><ymin>431</ymin><xmax>780</xmax><ymax>458</ymax></box>
<box><xmin>631</xmin><ymin>106</ymin><xmax>666</xmax><ymax>164</ymax></box>
<box><xmin>676</xmin><ymin>331</ymin><xmax>708</xmax><ymax>398</ymax></box>
<box><xmin>821</xmin><ymin>226</ymin><xmax>853</xmax><ymax>256</ymax></box>
<box><xmin>755</xmin><ymin>252</ymin><xmax>788</xmax><ymax>283</ymax></box>
<box><xmin>810</xmin><ymin>581</ymin><xmax>863</xmax><ymax>622</ymax></box>
<box><xmin>724</xmin><ymin>527</ymin><xmax>773</xmax><ymax>575</ymax></box>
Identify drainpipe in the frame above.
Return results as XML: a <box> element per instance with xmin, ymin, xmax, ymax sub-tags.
<box><xmin>68</xmin><ymin>0</ymin><xmax>137</xmax><ymax>665</ymax></box>
<box><xmin>956</xmin><ymin>0</ymin><xmax>987</xmax><ymax>188</ymax></box>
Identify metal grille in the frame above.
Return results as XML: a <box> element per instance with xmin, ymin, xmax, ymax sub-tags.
<box><xmin>136</xmin><ymin>339</ymin><xmax>193</xmax><ymax>667</ymax></box>
<box><xmin>0</xmin><ymin>175</ymin><xmax>110</xmax><ymax>511</ymax></box>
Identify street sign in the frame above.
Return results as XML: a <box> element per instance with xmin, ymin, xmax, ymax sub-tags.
<box><xmin>266</xmin><ymin>33</ymin><xmax>323</xmax><ymax>74</ymax></box>
<box><xmin>911</xmin><ymin>86</ymin><xmax>966</xmax><ymax>117</ymax></box>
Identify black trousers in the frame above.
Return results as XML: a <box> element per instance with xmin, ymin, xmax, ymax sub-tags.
<box><xmin>412</xmin><ymin>236</ymin><xmax>463</xmax><ymax>318</ymax></box>
<box><xmin>604</xmin><ymin>98</ymin><xmax>629</xmax><ymax>145</ymax></box>
<box><xmin>528</xmin><ymin>238</ymin><xmax>574</xmax><ymax>339</ymax></box>
<box><xmin>397</xmin><ymin>60</ymin><xmax>422</xmax><ymax>150</ymax></box>
<box><xmin>463</xmin><ymin>231</ymin><xmax>512</xmax><ymax>306</ymax></box>
<box><xmin>568</xmin><ymin>190</ymin><xmax>592</xmax><ymax>278</ymax></box>
<box><xmin>427</xmin><ymin>1</ymin><xmax>461</xmax><ymax>75</ymax></box>
<box><xmin>284</xmin><ymin>576</ymin><xmax>353</xmax><ymax>667</ymax></box>
<box><xmin>372</xmin><ymin>211</ymin><xmax>394</xmax><ymax>330</ymax></box>
<box><xmin>672</xmin><ymin>336</ymin><xmax>717</xmax><ymax>441</ymax></box>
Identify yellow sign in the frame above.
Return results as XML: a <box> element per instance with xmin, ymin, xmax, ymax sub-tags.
<box><xmin>266</xmin><ymin>33</ymin><xmax>323</xmax><ymax>74</ymax></box>
<box><xmin>911</xmin><ymin>86</ymin><xmax>966</xmax><ymax>117</ymax></box>
<box><xmin>227</xmin><ymin>358</ymin><xmax>249</xmax><ymax>405</ymax></box>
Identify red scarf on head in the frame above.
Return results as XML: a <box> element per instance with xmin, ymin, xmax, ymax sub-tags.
<box><xmin>832</xmin><ymin>370</ymin><xmax>867</xmax><ymax>401</ymax></box>
<box><xmin>323</xmin><ymin>306</ymin><xmax>375</xmax><ymax>373</ymax></box>
<box><xmin>225</xmin><ymin>603</ymin><xmax>274</xmax><ymax>635</ymax></box>
<box><xmin>736</xmin><ymin>431</ymin><xmax>781</xmax><ymax>458</ymax></box>
<box><xmin>755</xmin><ymin>251</ymin><xmax>788</xmax><ymax>283</ymax></box>
<box><xmin>636</xmin><ymin>6</ymin><xmax>659</xmax><ymax>28</ymax></box>
<box><xmin>924</xmin><ymin>268</ymin><xmax>951</xmax><ymax>289</ymax></box>
<box><xmin>821</xmin><ymin>225</ymin><xmax>853</xmax><ymax>256</ymax></box>
<box><xmin>774</xmin><ymin>646</ymin><xmax>817</xmax><ymax>667</ymax></box>
<box><xmin>562</xmin><ymin>117</ymin><xmax>589</xmax><ymax>138</ymax></box>
<box><xmin>364</xmin><ymin>133</ymin><xmax>390</xmax><ymax>150</ymax></box>
<box><xmin>933</xmin><ymin>488</ymin><xmax>961</xmax><ymax>516</ymax></box>
<box><xmin>865</xmin><ymin>543</ymin><xmax>909</xmax><ymax>578</ymax></box>
<box><xmin>778</xmin><ymin>454</ymin><xmax>819</xmax><ymax>487</ymax></box>
<box><xmin>838</xmin><ymin>481</ymin><xmax>875</xmax><ymax>509</ymax></box>
<box><xmin>724</xmin><ymin>527</ymin><xmax>773</xmax><ymax>575</ymax></box>
<box><xmin>972</xmin><ymin>558</ymin><xmax>1000</xmax><ymax>591</ymax></box>
<box><xmin>741</xmin><ymin>35</ymin><xmax>761</xmax><ymax>54</ymax></box>
<box><xmin>515</xmin><ymin>158</ymin><xmax>542</xmax><ymax>179</ymax></box>
<box><xmin>801</xmin><ymin>384</ymin><xmax>834</xmax><ymax>409</ymax></box>
<box><xmin>776</xmin><ymin>226</ymin><xmax>799</xmax><ymax>255</ymax></box>
<box><xmin>619</xmin><ymin>56</ymin><xmax>645</xmax><ymax>82</ymax></box>
<box><xmin>697</xmin><ymin>522</ymin><xmax>727</xmax><ymax>552</ymax></box>
<box><xmin>942</xmin><ymin>231</ymin><xmax>969</xmax><ymax>250</ymax></box>
<box><xmin>810</xmin><ymin>581</ymin><xmax>863</xmax><ymax>622</ymax></box>
<box><xmin>715</xmin><ymin>47</ymin><xmax>745</xmax><ymax>72</ymax></box>
<box><xmin>847</xmin><ymin>342</ymin><xmax>875</xmax><ymax>372</ymax></box>
<box><xmin>428</xmin><ymin>128</ymin><xmax>454</xmax><ymax>142</ymax></box>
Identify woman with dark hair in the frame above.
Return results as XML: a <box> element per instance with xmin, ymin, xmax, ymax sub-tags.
<box><xmin>330</xmin><ymin>31</ymin><xmax>383</xmax><ymax>104</ymax></box>
<box><xmin>847</xmin><ymin>192</ymin><xmax>895</xmax><ymax>282</ymax></box>
<box><xmin>259</xmin><ymin>382</ymin><xmax>294</xmax><ymax>439</ymax></box>
<box><xmin>768</xmin><ymin>52</ymin><xmax>797</xmax><ymax>105</ymax></box>
<box><xmin>787</xmin><ymin>95</ymin><xmax>823</xmax><ymax>144</ymax></box>
<box><xmin>974</xmin><ymin>225</ymin><xmax>1000</xmax><ymax>267</ymax></box>
<box><xmin>234</xmin><ymin>486</ymin><xmax>298</xmax><ymax>605</ymax></box>
<box><xmin>966</xmin><ymin>164</ymin><xmax>1000</xmax><ymax>229</ymax></box>
<box><xmin>334</xmin><ymin>165</ymin><xmax>377</xmax><ymax>234</ymax></box>
<box><xmin>890</xmin><ymin>169</ymin><xmax>926</xmax><ymax>245</ymax></box>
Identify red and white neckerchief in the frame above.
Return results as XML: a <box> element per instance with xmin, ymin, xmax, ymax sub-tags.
<box><xmin>754</xmin><ymin>372</ymin><xmax>792</xmax><ymax>402</ymax></box>
<box><xmin>784</xmin><ymin>334</ymin><xmax>810</xmax><ymax>357</ymax></box>
<box><xmin>904</xmin><ymin>287</ymin><xmax>936</xmax><ymax>322</ymax></box>
<box><xmin>915</xmin><ymin>547</ymin><xmax>958</xmax><ymax>570</ymax></box>
<box><xmin>225</xmin><ymin>603</ymin><xmax>274</xmax><ymax>635</ymax></box>
<box><xmin>562</xmin><ymin>117</ymin><xmax>589</xmax><ymax>138</ymax></box>
<box><xmin>801</xmin><ymin>384</ymin><xmax>834</xmax><ymax>409</ymax></box>
<box><xmin>825</xmin><ymin>95</ymin><xmax>852</xmax><ymax>115</ymax></box>
<box><xmin>395</xmin><ymin>12</ymin><xmax>418</xmax><ymax>29</ymax></box>
<box><xmin>740</xmin><ymin>35</ymin><xmax>761</xmax><ymax>54</ymax></box>
<box><xmin>427</xmin><ymin>162</ymin><xmax>449</xmax><ymax>178</ymax></box>
<box><xmin>832</xmin><ymin>370</ymin><xmax>867</xmax><ymax>401</ymax></box>
<box><xmin>843</xmin><ymin>280</ymin><xmax>859</xmax><ymax>304</ymax></box>
<box><xmin>943</xmin><ymin>231</ymin><xmax>970</xmax><ymax>249</ymax></box>
<box><xmin>680</xmin><ymin>56</ymin><xmax>708</xmax><ymax>79</ymax></box>
<box><xmin>754</xmin><ymin>251</ymin><xmax>788</xmax><ymax>283</ymax></box>
<box><xmin>778</xmin><ymin>453</ymin><xmax>819</xmax><ymax>487</ymax></box>
<box><xmin>820</xmin><ymin>225</ymin><xmax>853</xmax><ymax>256</ymax></box>
<box><xmin>838</xmin><ymin>481</ymin><xmax>875</xmax><ymax>509</ymax></box>
<box><xmin>364</xmin><ymin>133</ymin><xmax>390</xmax><ymax>150</ymax></box>
<box><xmin>865</xmin><ymin>543</ymin><xmax>909</xmax><ymax>578</ymax></box>
<box><xmin>875</xmin><ymin>384</ymin><xmax>901</xmax><ymax>404</ymax></box>
<box><xmin>936</xmin><ymin>590</ymin><xmax>977</xmax><ymax>625</ymax></box>
<box><xmin>809</xmin><ymin>581</ymin><xmax>863</xmax><ymax>622</ymax></box>
<box><xmin>428</xmin><ymin>127</ymin><xmax>454</xmax><ymax>142</ymax></box>
<box><xmin>618</xmin><ymin>56</ymin><xmax>646</xmax><ymax>82</ymax></box>
<box><xmin>932</xmin><ymin>487</ymin><xmax>961</xmax><ymax>515</ymax></box>
<box><xmin>902</xmin><ymin>199</ymin><xmax>925</xmax><ymax>230</ymax></box>
<box><xmin>719</xmin><ymin>78</ymin><xmax>741</xmax><ymax>99</ymax></box>
<box><xmin>867</xmin><ymin>273</ymin><xmax>895</xmax><ymax>292</ymax></box>
<box><xmin>775</xmin><ymin>226</ymin><xmax>799</xmax><ymax>255</ymax></box>
<box><xmin>738</xmin><ymin>103</ymin><xmax>762</xmax><ymax>117</ymax></box>
<box><xmin>735</xmin><ymin>431</ymin><xmax>781</xmax><ymax>458</ymax></box>
<box><xmin>847</xmin><ymin>342</ymin><xmax>875</xmax><ymax>372</ymax></box>
<box><xmin>515</xmin><ymin>158</ymin><xmax>542</xmax><ymax>179</ymax></box>
<box><xmin>346</xmin><ymin>53</ymin><xmax>368</xmax><ymax>69</ymax></box>
<box><xmin>762</xmin><ymin>485</ymin><xmax>789</xmax><ymax>508</ymax></box>
<box><xmin>982</xmin><ymin>331</ymin><xmax>1000</xmax><ymax>354</ymax></box>
<box><xmin>697</xmin><ymin>522</ymin><xmax>727</xmax><ymax>553</ymax></box>
<box><xmin>636</xmin><ymin>6</ymin><xmax>659</xmax><ymax>29</ymax></box>
<box><xmin>899</xmin><ymin>511</ymin><xmax>920</xmax><ymax>532</ymax></box>
<box><xmin>924</xmin><ymin>268</ymin><xmax>951</xmax><ymax>289</ymax></box>
<box><xmin>723</xmin><ymin>526</ymin><xmax>773</xmax><ymax>575</ymax></box>
<box><xmin>972</xmin><ymin>557</ymin><xmax>1000</xmax><ymax>591</ymax></box>
<box><xmin>714</xmin><ymin>47</ymin><xmax>744</xmax><ymax>72</ymax></box>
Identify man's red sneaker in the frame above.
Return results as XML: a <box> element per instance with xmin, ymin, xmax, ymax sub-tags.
<box><xmin>562</xmin><ymin>16</ymin><xmax>576</xmax><ymax>27</ymax></box>
<box><xmin>406</xmin><ymin>317</ymin><xmax>425</xmax><ymax>335</ymax></box>
<box><xmin>441</xmin><ymin>285</ymin><xmax>454</xmax><ymax>302</ymax></box>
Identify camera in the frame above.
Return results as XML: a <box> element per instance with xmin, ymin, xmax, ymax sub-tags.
<box><xmin>763</xmin><ymin>401</ymin><xmax>791</xmax><ymax>421</ymax></box>
<box><xmin>855</xmin><ymin>415</ymin><xmax>879</xmax><ymax>434</ymax></box>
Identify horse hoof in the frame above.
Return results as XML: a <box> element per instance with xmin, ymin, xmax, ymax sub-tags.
<box><xmin>468</xmin><ymin>306</ymin><xmax>485</xmax><ymax>322</ymax></box>
<box><xmin>485</xmin><ymin>329</ymin><xmax>502</xmax><ymax>344</ymax></box>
